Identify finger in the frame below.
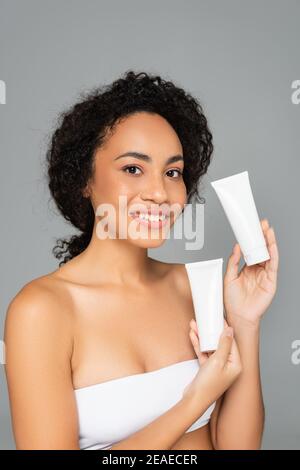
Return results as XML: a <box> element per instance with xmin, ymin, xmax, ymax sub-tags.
<box><xmin>189</xmin><ymin>329</ymin><xmax>209</xmax><ymax>366</ymax></box>
<box><xmin>215</xmin><ymin>327</ymin><xmax>234</xmax><ymax>364</ymax></box>
<box><xmin>190</xmin><ymin>319</ymin><xmax>198</xmax><ymax>335</ymax></box>
<box><xmin>226</xmin><ymin>335</ymin><xmax>240</xmax><ymax>366</ymax></box>
<box><xmin>258</xmin><ymin>219</ymin><xmax>270</xmax><ymax>253</ymax></box>
<box><xmin>222</xmin><ymin>318</ymin><xmax>240</xmax><ymax>364</ymax></box>
<box><xmin>224</xmin><ymin>243</ymin><xmax>241</xmax><ymax>283</ymax></box>
<box><xmin>189</xmin><ymin>329</ymin><xmax>199</xmax><ymax>355</ymax></box>
<box><xmin>261</xmin><ymin>218</ymin><xmax>269</xmax><ymax>234</ymax></box>
<box><xmin>190</xmin><ymin>319</ymin><xmax>209</xmax><ymax>365</ymax></box>
<box><xmin>257</xmin><ymin>219</ymin><xmax>271</xmax><ymax>268</ymax></box>
<box><xmin>265</xmin><ymin>226</ymin><xmax>279</xmax><ymax>280</ymax></box>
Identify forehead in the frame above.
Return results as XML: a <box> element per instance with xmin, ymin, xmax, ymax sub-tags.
<box><xmin>101</xmin><ymin>112</ymin><xmax>183</xmax><ymax>157</ymax></box>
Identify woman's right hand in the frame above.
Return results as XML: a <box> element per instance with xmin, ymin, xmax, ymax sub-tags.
<box><xmin>182</xmin><ymin>320</ymin><xmax>242</xmax><ymax>407</ymax></box>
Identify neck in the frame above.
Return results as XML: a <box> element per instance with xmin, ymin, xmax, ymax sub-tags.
<box><xmin>69</xmin><ymin>220</ymin><xmax>154</xmax><ymax>287</ymax></box>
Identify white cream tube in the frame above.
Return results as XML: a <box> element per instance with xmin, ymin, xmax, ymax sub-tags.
<box><xmin>185</xmin><ymin>258</ymin><xmax>224</xmax><ymax>353</ymax></box>
<box><xmin>211</xmin><ymin>171</ymin><xmax>270</xmax><ymax>266</ymax></box>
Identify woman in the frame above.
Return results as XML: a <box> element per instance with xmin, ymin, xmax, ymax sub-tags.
<box><xmin>4</xmin><ymin>70</ymin><xmax>279</xmax><ymax>450</ymax></box>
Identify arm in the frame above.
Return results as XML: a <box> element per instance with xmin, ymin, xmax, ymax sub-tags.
<box><xmin>214</xmin><ymin>320</ymin><xmax>264</xmax><ymax>450</ymax></box>
<box><xmin>209</xmin><ymin>394</ymin><xmax>224</xmax><ymax>449</ymax></box>
<box><xmin>218</xmin><ymin>220</ymin><xmax>278</xmax><ymax>449</ymax></box>
<box><xmin>4</xmin><ymin>282</ymin><xmax>80</xmax><ymax>450</ymax></box>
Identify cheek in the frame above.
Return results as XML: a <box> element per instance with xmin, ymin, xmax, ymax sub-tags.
<box><xmin>169</xmin><ymin>180</ymin><xmax>187</xmax><ymax>205</ymax></box>
<box><xmin>91</xmin><ymin>169</ymin><xmax>138</xmax><ymax>208</ymax></box>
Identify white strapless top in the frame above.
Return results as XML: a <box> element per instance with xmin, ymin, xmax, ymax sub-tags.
<box><xmin>74</xmin><ymin>358</ymin><xmax>216</xmax><ymax>450</ymax></box>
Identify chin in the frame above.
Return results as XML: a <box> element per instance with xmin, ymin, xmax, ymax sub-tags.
<box><xmin>127</xmin><ymin>224</ymin><xmax>173</xmax><ymax>248</ymax></box>
<box><xmin>128</xmin><ymin>236</ymin><xmax>168</xmax><ymax>249</ymax></box>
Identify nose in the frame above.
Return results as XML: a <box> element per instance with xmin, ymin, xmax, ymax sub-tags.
<box><xmin>140</xmin><ymin>173</ymin><xmax>168</xmax><ymax>204</ymax></box>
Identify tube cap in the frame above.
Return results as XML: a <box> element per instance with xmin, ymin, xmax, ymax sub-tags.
<box><xmin>244</xmin><ymin>244</ymin><xmax>270</xmax><ymax>266</ymax></box>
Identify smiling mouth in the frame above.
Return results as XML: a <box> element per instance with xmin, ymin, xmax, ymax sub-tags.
<box><xmin>128</xmin><ymin>211</ymin><xmax>170</xmax><ymax>227</ymax></box>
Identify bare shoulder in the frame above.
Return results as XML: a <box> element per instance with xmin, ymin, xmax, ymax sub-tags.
<box><xmin>4</xmin><ymin>274</ymin><xmax>79</xmax><ymax>449</ymax></box>
<box><xmin>4</xmin><ymin>273</ymin><xmax>74</xmax><ymax>352</ymax></box>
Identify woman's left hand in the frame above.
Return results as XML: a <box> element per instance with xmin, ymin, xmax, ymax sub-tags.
<box><xmin>223</xmin><ymin>219</ymin><xmax>279</xmax><ymax>329</ymax></box>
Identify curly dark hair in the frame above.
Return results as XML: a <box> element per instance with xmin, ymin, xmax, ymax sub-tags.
<box><xmin>46</xmin><ymin>70</ymin><xmax>214</xmax><ymax>266</ymax></box>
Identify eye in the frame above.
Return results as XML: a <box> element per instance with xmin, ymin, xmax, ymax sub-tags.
<box><xmin>166</xmin><ymin>169</ymin><xmax>183</xmax><ymax>178</ymax></box>
<box><xmin>122</xmin><ymin>165</ymin><xmax>183</xmax><ymax>178</ymax></box>
<box><xmin>122</xmin><ymin>165</ymin><xmax>143</xmax><ymax>176</ymax></box>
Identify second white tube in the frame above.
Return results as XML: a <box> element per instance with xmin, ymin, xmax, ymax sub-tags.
<box><xmin>185</xmin><ymin>258</ymin><xmax>224</xmax><ymax>353</ymax></box>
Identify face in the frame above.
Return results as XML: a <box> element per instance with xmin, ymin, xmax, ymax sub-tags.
<box><xmin>85</xmin><ymin>111</ymin><xmax>187</xmax><ymax>248</ymax></box>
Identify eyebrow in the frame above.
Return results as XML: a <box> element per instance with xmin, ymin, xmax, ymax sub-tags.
<box><xmin>114</xmin><ymin>151</ymin><xmax>184</xmax><ymax>165</ymax></box>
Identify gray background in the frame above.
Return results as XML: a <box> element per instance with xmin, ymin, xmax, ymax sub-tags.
<box><xmin>0</xmin><ymin>0</ymin><xmax>299</xmax><ymax>450</ymax></box>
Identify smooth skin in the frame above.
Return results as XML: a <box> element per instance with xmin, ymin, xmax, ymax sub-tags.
<box><xmin>4</xmin><ymin>112</ymin><xmax>279</xmax><ymax>449</ymax></box>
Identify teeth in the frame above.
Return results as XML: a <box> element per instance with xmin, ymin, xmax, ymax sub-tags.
<box><xmin>131</xmin><ymin>212</ymin><xmax>167</xmax><ymax>222</ymax></box>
